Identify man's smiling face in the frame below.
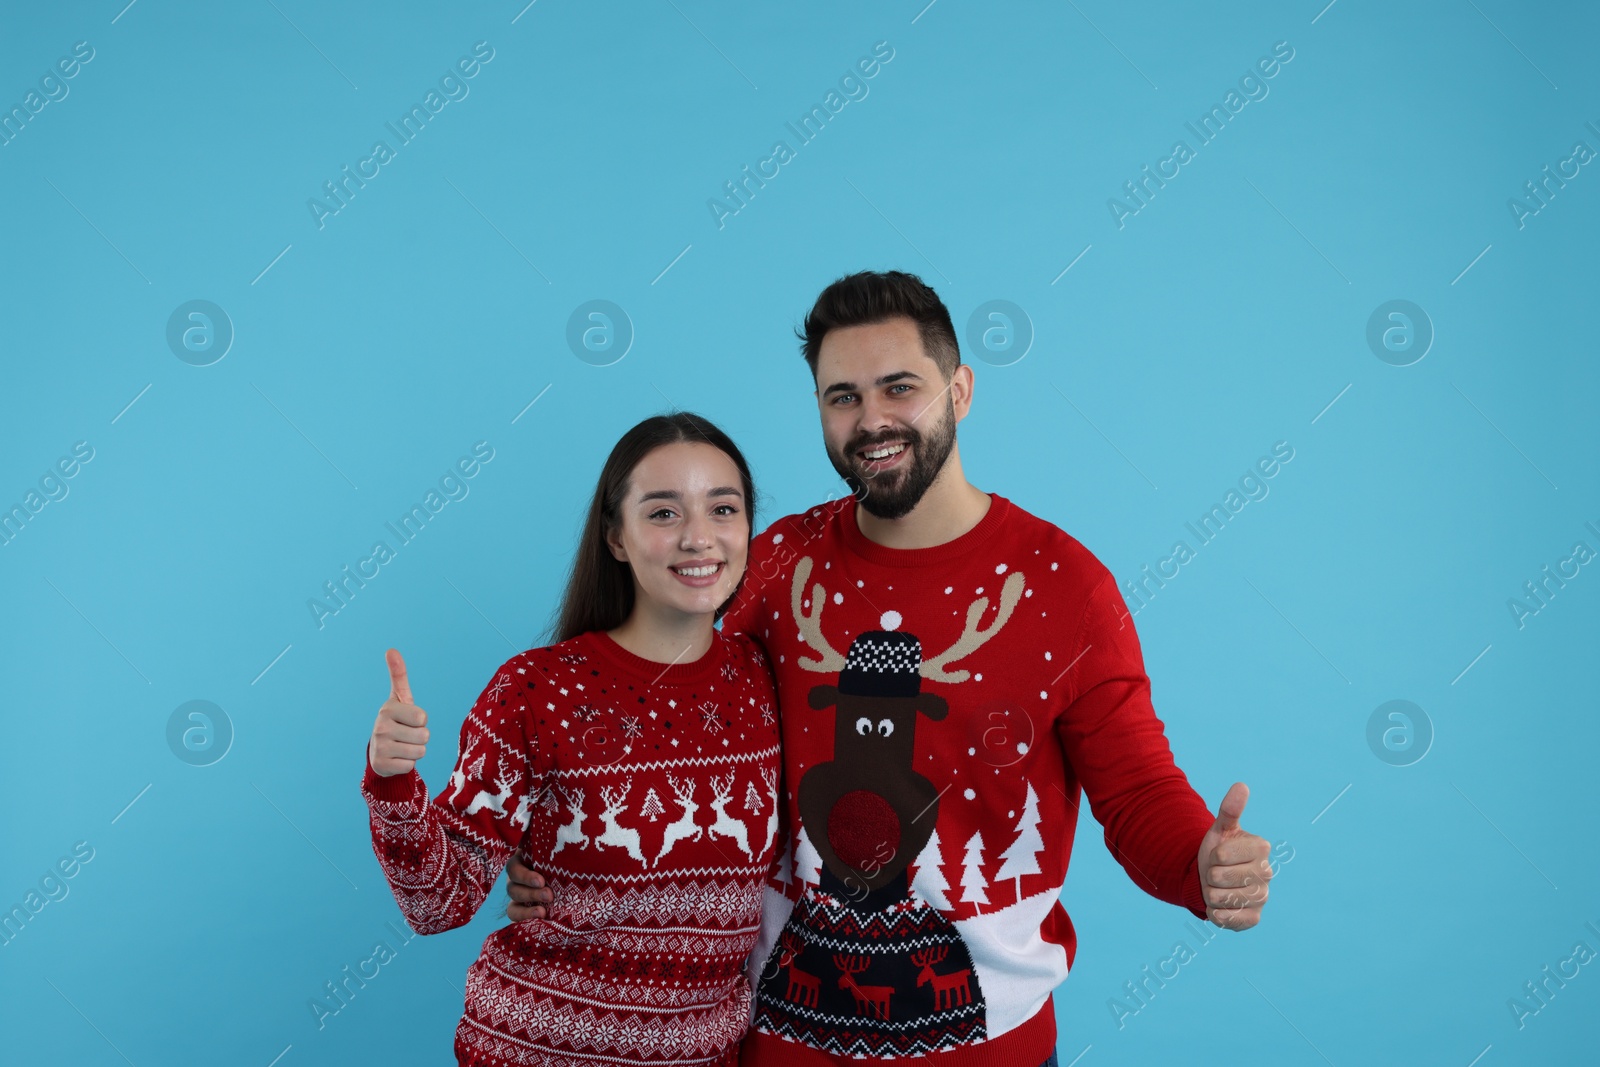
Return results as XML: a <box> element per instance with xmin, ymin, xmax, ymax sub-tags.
<box><xmin>814</xmin><ymin>315</ymin><xmax>965</xmax><ymax>520</ymax></box>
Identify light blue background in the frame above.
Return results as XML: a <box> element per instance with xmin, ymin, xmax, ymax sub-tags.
<box><xmin>2</xmin><ymin>1</ymin><xmax>1596</xmax><ymax>1064</ymax></box>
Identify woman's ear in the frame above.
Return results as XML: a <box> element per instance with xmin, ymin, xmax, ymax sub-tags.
<box><xmin>604</xmin><ymin>523</ymin><xmax>628</xmax><ymax>563</ymax></box>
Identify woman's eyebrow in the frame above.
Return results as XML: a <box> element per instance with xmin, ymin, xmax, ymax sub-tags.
<box><xmin>636</xmin><ymin>486</ymin><xmax>743</xmax><ymax>502</ymax></box>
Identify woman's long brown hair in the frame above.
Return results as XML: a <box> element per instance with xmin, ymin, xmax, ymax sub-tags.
<box><xmin>545</xmin><ymin>412</ymin><xmax>758</xmax><ymax>645</ymax></box>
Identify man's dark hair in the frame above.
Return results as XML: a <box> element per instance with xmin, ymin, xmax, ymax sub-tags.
<box><xmin>798</xmin><ymin>270</ymin><xmax>961</xmax><ymax>382</ymax></box>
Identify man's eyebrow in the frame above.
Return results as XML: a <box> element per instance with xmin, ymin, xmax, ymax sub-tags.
<box><xmin>636</xmin><ymin>486</ymin><xmax>745</xmax><ymax>503</ymax></box>
<box><xmin>820</xmin><ymin>370</ymin><xmax>925</xmax><ymax>398</ymax></box>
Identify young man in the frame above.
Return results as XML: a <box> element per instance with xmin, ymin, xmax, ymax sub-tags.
<box><xmin>508</xmin><ymin>271</ymin><xmax>1273</xmax><ymax>1066</ymax></box>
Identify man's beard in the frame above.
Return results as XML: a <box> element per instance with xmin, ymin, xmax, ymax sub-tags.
<box><xmin>827</xmin><ymin>400</ymin><xmax>957</xmax><ymax>520</ymax></box>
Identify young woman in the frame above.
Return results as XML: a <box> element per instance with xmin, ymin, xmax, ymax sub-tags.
<box><xmin>362</xmin><ymin>413</ymin><xmax>782</xmax><ymax>1066</ymax></box>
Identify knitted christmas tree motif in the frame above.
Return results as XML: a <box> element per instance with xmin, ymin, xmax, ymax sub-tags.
<box><xmin>749</xmin><ymin>556</ymin><xmax>1028</xmax><ymax>1055</ymax></box>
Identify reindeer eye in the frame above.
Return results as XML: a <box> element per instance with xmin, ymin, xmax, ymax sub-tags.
<box><xmin>877</xmin><ymin>719</ymin><xmax>894</xmax><ymax>738</ymax></box>
<box><xmin>855</xmin><ymin>717</ymin><xmax>872</xmax><ymax>736</ymax></box>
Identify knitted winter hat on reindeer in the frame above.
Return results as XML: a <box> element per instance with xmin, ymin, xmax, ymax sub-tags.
<box><xmin>838</xmin><ymin>630</ymin><xmax>922</xmax><ymax>699</ymax></box>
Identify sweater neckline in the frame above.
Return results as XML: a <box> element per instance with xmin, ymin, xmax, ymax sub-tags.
<box><xmin>836</xmin><ymin>491</ymin><xmax>1012</xmax><ymax>567</ymax></box>
<box><xmin>583</xmin><ymin>627</ymin><xmax>724</xmax><ymax>685</ymax></box>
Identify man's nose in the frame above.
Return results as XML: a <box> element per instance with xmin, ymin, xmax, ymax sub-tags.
<box><xmin>857</xmin><ymin>391</ymin><xmax>897</xmax><ymax>434</ymax></box>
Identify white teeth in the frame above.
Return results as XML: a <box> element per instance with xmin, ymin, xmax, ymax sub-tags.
<box><xmin>863</xmin><ymin>443</ymin><xmax>906</xmax><ymax>460</ymax></box>
<box><xmin>674</xmin><ymin>564</ymin><xmax>719</xmax><ymax>577</ymax></box>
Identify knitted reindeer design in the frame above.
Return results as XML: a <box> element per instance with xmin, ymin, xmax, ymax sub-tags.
<box><xmin>752</xmin><ymin>555</ymin><xmax>1026</xmax><ymax>1057</ymax></box>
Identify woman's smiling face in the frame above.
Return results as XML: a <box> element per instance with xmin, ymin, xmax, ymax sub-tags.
<box><xmin>606</xmin><ymin>441</ymin><xmax>750</xmax><ymax>620</ymax></box>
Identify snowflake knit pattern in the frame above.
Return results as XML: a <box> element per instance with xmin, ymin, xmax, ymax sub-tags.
<box><xmin>362</xmin><ymin>627</ymin><xmax>782</xmax><ymax>1066</ymax></box>
<box><xmin>720</xmin><ymin>492</ymin><xmax>1217</xmax><ymax>1067</ymax></box>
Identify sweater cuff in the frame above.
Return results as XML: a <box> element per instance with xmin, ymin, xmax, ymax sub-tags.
<box><xmin>1180</xmin><ymin>857</ymin><xmax>1209</xmax><ymax>922</ymax></box>
<box><xmin>362</xmin><ymin>740</ymin><xmax>426</xmax><ymax>804</ymax></box>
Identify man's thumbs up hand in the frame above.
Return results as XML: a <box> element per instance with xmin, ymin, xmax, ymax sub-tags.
<box><xmin>1196</xmin><ymin>782</ymin><xmax>1273</xmax><ymax>930</ymax></box>
<box><xmin>369</xmin><ymin>648</ymin><xmax>430</xmax><ymax>778</ymax></box>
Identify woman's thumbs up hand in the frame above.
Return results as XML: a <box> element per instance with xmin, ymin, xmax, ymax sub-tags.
<box><xmin>369</xmin><ymin>648</ymin><xmax>430</xmax><ymax>777</ymax></box>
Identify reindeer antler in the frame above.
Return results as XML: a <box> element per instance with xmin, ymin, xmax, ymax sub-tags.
<box><xmin>832</xmin><ymin>953</ymin><xmax>871</xmax><ymax>976</ymax></box>
<box><xmin>791</xmin><ymin>557</ymin><xmax>848</xmax><ymax>673</ymax></box>
<box><xmin>600</xmin><ymin>777</ymin><xmax>632</xmax><ymax>809</ymax></box>
<box><xmin>920</xmin><ymin>571</ymin><xmax>1026</xmax><ymax>682</ymax></box>
<box><xmin>909</xmin><ymin>945</ymin><xmax>949</xmax><ymax>968</ymax></box>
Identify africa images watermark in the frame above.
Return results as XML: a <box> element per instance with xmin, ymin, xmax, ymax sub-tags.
<box><xmin>1507</xmin><ymin>119</ymin><xmax>1599</xmax><ymax>230</ymax></box>
<box><xmin>0</xmin><ymin>40</ymin><xmax>95</xmax><ymax>149</ymax></box>
<box><xmin>1</xmin><ymin>841</ymin><xmax>96</xmax><ymax>949</ymax></box>
<box><xmin>307</xmin><ymin>41</ymin><xmax>496</xmax><ymax>230</ymax></box>
<box><xmin>707</xmin><ymin>41</ymin><xmax>895</xmax><ymax>230</ymax></box>
<box><xmin>307</xmin><ymin>441</ymin><xmax>495</xmax><ymax>629</ymax></box>
<box><xmin>1</xmin><ymin>440</ymin><xmax>95</xmax><ymax>549</ymax></box>
<box><xmin>1107</xmin><ymin>40</ymin><xmax>1296</xmax><ymax>230</ymax></box>
<box><xmin>1505</xmin><ymin>520</ymin><xmax>1598</xmax><ymax>631</ymax></box>
<box><xmin>1506</xmin><ymin>919</ymin><xmax>1600</xmax><ymax>1031</ymax></box>
<box><xmin>1115</xmin><ymin>441</ymin><xmax>1296</xmax><ymax>619</ymax></box>
<box><xmin>309</xmin><ymin>918</ymin><xmax>417</xmax><ymax>1030</ymax></box>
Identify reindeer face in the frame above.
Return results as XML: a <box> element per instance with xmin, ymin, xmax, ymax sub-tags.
<box><xmin>809</xmin><ymin>687</ymin><xmax>947</xmax><ymax>769</ymax></box>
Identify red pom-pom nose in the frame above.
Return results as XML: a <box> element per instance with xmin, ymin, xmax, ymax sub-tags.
<box><xmin>827</xmin><ymin>790</ymin><xmax>901</xmax><ymax>870</ymax></box>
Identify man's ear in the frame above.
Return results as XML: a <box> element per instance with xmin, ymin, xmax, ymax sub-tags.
<box><xmin>951</xmin><ymin>363</ymin><xmax>975</xmax><ymax>422</ymax></box>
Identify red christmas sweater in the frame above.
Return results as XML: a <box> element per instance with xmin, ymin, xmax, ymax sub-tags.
<box><xmin>361</xmin><ymin>627</ymin><xmax>782</xmax><ymax>1066</ymax></box>
<box><xmin>719</xmin><ymin>492</ymin><xmax>1216</xmax><ymax>1067</ymax></box>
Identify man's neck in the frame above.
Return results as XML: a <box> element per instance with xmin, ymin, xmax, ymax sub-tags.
<box><xmin>853</xmin><ymin>453</ymin><xmax>990</xmax><ymax>550</ymax></box>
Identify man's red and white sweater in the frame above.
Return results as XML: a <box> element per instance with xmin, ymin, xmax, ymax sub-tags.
<box><xmin>362</xmin><ymin>627</ymin><xmax>781</xmax><ymax>1066</ymax></box>
<box><xmin>719</xmin><ymin>492</ymin><xmax>1216</xmax><ymax>1067</ymax></box>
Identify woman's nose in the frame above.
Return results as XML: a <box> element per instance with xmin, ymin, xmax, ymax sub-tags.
<box><xmin>681</xmin><ymin>521</ymin><xmax>713</xmax><ymax>550</ymax></box>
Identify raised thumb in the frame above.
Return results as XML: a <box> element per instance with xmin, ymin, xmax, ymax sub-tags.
<box><xmin>386</xmin><ymin>648</ymin><xmax>413</xmax><ymax>705</ymax></box>
<box><xmin>1213</xmin><ymin>781</ymin><xmax>1249</xmax><ymax>833</ymax></box>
